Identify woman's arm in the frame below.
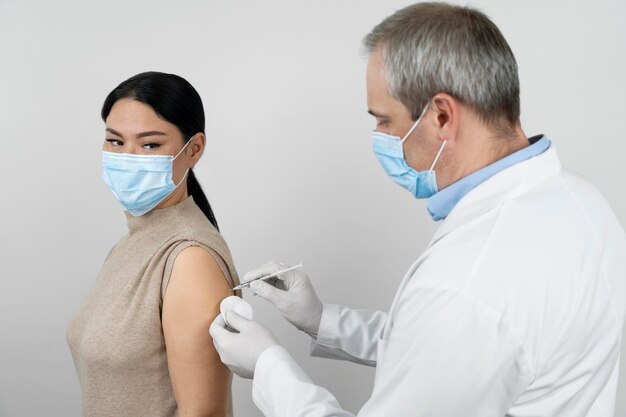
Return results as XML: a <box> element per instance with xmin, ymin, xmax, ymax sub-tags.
<box><xmin>162</xmin><ymin>245</ymin><xmax>233</xmax><ymax>417</ymax></box>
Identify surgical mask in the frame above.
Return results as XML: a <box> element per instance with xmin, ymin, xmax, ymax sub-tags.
<box><xmin>371</xmin><ymin>103</ymin><xmax>447</xmax><ymax>199</ymax></box>
<box><xmin>102</xmin><ymin>140</ymin><xmax>191</xmax><ymax>216</ymax></box>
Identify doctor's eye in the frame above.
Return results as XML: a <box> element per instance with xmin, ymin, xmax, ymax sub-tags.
<box><xmin>105</xmin><ymin>139</ymin><xmax>123</xmax><ymax>147</ymax></box>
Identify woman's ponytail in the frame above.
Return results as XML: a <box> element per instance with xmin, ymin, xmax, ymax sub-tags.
<box><xmin>187</xmin><ymin>169</ymin><xmax>219</xmax><ymax>231</ymax></box>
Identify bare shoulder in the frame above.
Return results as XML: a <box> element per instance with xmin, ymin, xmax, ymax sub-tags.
<box><xmin>164</xmin><ymin>245</ymin><xmax>231</xmax><ymax>309</ymax></box>
<box><xmin>162</xmin><ymin>245</ymin><xmax>232</xmax><ymax>415</ymax></box>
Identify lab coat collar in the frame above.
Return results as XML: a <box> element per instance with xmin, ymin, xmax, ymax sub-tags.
<box><xmin>427</xmin><ymin>136</ymin><xmax>550</xmax><ymax>221</ymax></box>
<box><xmin>430</xmin><ymin>141</ymin><xmax>562</xmax><ymax>245</ymax></box>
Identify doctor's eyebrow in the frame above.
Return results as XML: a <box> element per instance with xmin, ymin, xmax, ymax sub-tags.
<box><xmin>368</xmin><ymin>110</ymin><xmax>391</xmax><ymax>123</ymax></box>
<box><xmin>105</xmin><ymin>128</ymin><xmax>168</xmax><ymax>138</ymax></box>
<box><xmin>367</xmin><ymin>109</ymin><xmax>389</xmax><ymax>119</ymax></box>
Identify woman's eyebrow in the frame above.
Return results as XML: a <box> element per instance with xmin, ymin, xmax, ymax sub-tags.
<box><xmin>105</xmin><ymin>128</ymin><xmax>167</xmax><ymax>138</ymax></box>
<box><xmin>136</xmin><ymin>131</ymin><xmax>167</xmax><ymax>138</ymax></box>
<box><xmin>106</xmin><ymin>127</ymin><xmax>124</xmax><ymax>137</ymax></box>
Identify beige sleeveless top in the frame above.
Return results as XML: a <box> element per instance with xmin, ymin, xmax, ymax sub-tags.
<box><xmin>67</xmin><ymin>197</ymin><xmax>239</xmax><ymax>417</ymax></box>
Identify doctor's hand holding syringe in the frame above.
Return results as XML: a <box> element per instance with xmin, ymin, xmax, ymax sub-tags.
<box><xmin>210</xmin><ymin>261</ymin><xmax>324</xmax><ymax>365</ymax></box>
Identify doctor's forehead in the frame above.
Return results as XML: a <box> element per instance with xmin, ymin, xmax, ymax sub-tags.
<box><xmin>366</xmin><ymin>49</ymin><xmax>389</xmax><ymax>91</ymax></box>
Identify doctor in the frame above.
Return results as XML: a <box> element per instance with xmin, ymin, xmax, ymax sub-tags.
<box><xmin>210</xmin><ymin>2</ymin><xmax>626</xmax><ymax>416</ymax></box>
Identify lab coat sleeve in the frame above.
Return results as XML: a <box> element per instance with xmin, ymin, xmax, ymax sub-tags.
<box><xmin>253</xmin><ymin>345</ymin><xmax>355</xmax><ymax>417</ymax></box>
<box><xmin>309</xmin><ymin>303</ymin><xmax>387</xmax><ymax>366</ymax></box>
<box><xmin>252</xmin><ymin>287</ymin><xmax>535</xmax><ymax>417</ymax></box>
<box><xmin>355</xmin><ymin>284</ymin><xmax>536</xmax><ymax>416</ymax></box>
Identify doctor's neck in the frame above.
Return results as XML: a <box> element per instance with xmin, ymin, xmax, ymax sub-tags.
<box><xmin>436</xmin><ymin>117</ymin><xmax>529</xmax><ymax>190</ymax></box>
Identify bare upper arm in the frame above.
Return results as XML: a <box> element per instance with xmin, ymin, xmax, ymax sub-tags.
<box><xmin>162</xmin><ymin>245</ymin><xmax>233</xmax><ymax>417</ymax></box>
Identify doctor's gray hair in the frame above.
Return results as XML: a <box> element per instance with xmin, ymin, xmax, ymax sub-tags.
<box><xmin>363</xmin><ymin>2</ymin><xmax>520</xmax><ymax>132</ymax></box>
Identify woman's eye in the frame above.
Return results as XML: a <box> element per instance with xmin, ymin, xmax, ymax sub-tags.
<box><xmin>142</xmin><ymin>143</ymin><xmax>160</xmax><ymax>150</ymax></box>
<box><xmin>106</xmin><ymin>139</ymin><xmax>123</xmax><ymax>147</ymax></box>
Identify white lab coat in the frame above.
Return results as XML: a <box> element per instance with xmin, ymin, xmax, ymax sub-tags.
<box><xmin>252</xmin><ymin>144</ymin><xmax>626</xmax><ymax>417</ymax></box>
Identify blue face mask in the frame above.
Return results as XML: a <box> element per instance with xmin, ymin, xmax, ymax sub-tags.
<box><xmin>102</xmin><ymin>141</ymin><xmax>190</xmax><ymax>216</ymax></box>
<box><xmin>371</xmin><ymin>103</ymin><xmax>447</xmax><ymax>199</ymax></box>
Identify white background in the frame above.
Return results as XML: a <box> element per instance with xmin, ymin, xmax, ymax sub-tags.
<box><xmin>1</xmin><ymin>0</ymin><xmax>625</xmax><ymax>415</ymax></box>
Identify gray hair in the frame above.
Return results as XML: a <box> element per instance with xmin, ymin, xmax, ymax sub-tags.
<box><xmin>363</xmin><ymin>2</ymin><xmax>520</xmax><ymax>131</ymax></box>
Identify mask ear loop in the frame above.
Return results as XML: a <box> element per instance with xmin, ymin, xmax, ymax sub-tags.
<box><xmin>173</xmin><ymin>169</ymin><xmax>190</xmax><ymax>188</ymax></box>
<box><xmin>173</xmin><ymin>137</ymin><xmax>194</xmax><ymax>160</ymax></box>
<box><xmin>429</xmin><ymin>140</ymin><xmax>447</xmax><ymax>171</ymax></box>
<box><xmin>172</xmin><ymin>137</ymin><xmax>195</xmax><ymax>187</ymax></box>
<box><xmin>401</xmin><ymin>118</ymin><xmax>422</xmax><ymax>144</ymax></box>
<box><xmin>401</xmin><ymin>102</ymin><xmax>431</xmax><ymax>144</ymax></box>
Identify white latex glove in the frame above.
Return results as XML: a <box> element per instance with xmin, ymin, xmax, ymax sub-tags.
<box><xmin>209</xmin><ymin>311</ymin><xmax>279</xmax><ymax>379</ymax></box>
<box><xmin>220</xmin><ymin>295</ymin><xmax>254</xmax><ymax>327</ymax></box>
<box><xmin>245</xmin><ymin>261</ymin><xmax>323</xmax><ymax>339</ymax></box>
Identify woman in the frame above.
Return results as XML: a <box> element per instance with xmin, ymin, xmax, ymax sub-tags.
<box><xmin>67</xmin><ymin>72</ymin><xmax>240</xmax><ymax>417</ymax></box>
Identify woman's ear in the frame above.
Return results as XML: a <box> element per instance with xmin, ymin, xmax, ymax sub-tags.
<box><xmin>187</xmin><ymin>133</ymin><xmax>206</xmax><ymax>166</ymax></box>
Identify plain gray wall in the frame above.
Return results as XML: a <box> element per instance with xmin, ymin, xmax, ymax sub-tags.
<box><xmin>1</xmin><ymin>0</ymin><xmax>625</xmax><ymax>415</ymax></box>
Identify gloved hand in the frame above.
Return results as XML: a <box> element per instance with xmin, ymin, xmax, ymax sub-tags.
<box><xmin>209</xmin><ymin>311</ymin><xmax>279</xmax><ymax>379</ymax></box>
<box><xmin>245</xmin><ymin>261</ymin><xmax>323</xmax><ymax>339</ymax></box>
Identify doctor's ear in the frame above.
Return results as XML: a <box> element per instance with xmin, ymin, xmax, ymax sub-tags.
<box><xmin>431</xmin><ymin>93</ymin><xmax>459</xmax><ymax>143</ymax></box>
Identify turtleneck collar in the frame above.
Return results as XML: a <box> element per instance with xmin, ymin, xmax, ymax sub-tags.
<box><xmin>125</xmin><ymin>196</ymin><xmax>196</xmax><ymax>233</ymax></box>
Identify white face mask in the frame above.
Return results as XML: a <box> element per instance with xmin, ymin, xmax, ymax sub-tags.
<box><xmin>371</xmin><ymin>102</ymin><xmax>447</xmax><ymax>198</ymax></box>
<box><xmin>102</xmin><ymin>140</ymin><xmax>190</xmax><ymax>216</ymax></box>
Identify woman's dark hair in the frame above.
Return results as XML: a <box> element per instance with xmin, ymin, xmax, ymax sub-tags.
<box><xmin>101</xmin><ymin>71</ymin><xmax>219</xmax><ymax>230</ymax></box>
